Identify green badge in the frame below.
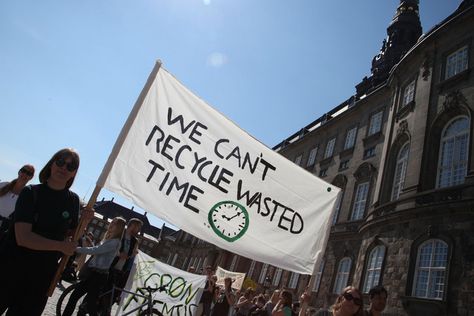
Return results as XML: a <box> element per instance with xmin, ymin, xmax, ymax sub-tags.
<box><xmin>62</xmin><ymin>211</ymin><xmax>70</xmax><ymax>219</ymax></box>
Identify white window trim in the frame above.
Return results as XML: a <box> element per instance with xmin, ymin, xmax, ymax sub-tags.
<box><xmin>412</xmin><ymin>239</ymin><xmax>448</xmax><ymax>300</ymax></box>
<box><xmin>363</xmin><ymin>246</ymin><xmax>386</xmax><ymax>293</ymax></box>
<box><xmin>288</xmin><ymin>272</ymin><xmax>300</xmax><ymax>289</ymax></box>
<box><xmin>436</xmin><ymin>116</ymin><xmax>469</xmax><ymax>188</ymax></box>
<box><xmin>368</xmin><ymin>111</ymin><xmax>383</xmax><ymax>136</ymax></box>
<box><xmin>312</xmin><ymin>260</ymin><xmax>325</xmax><ymax>292</ymax></box>
<box><xmin>258</xmin><ymin>263</ymin><xmax>269</xmax><ymax>284</ymax></box>
<box><xmin>295</xmin><ymin>154</ymin><xmax>303</xmax><ymax>166</ymax></box>
<box><xmin>391</xmin><ymin>143</ymin><xmax>410</xmax><ymax>200</ymax></box>
<box><xmin>351</xmin><ymin>182</ymin><xmax>370</xmax><ymax>221</ymax></box>
<box><xmin>324</xmin><ymin>138</ymin><xmax>336</xmax><ymax>158</ymax></box>
<box><xmin>334</xmin><ymin>258</ymin><xmax>352</xmax><ymax>294</ymax></box>
<box><xmin>344</xmin><ymin>127</ymin><xmax>357</xmax><ymax>150</ymax></box>
<box><xmin>248</xmin><ymin>260</ymin><xmax>256</xmax><ymax>280</ymax></box>
<box><xmin>307</xmin><ymin>147</ymin><xmax>318</xmax><ymax>166</ymax></box>
<box><xmin>445</xmin><ymin>45</ymin><xmax>468</xmax><ymax>79</ymax></box>
<box><xmin>273</xmin><ymin>268</ymin><xmax>282</xmax><ymax>287</ymax></box>
<box><xmin>402</xmin><ymin>79</ymin><xmax>416</xmax><ymax>106</ymax></box>
<box><xmin>230</xmin><ymin>255</ymin><xmax>239</xmax><ymax>271</ymax></box>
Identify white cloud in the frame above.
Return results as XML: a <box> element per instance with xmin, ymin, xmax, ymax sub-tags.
<box><xmin>206</xmin><ymin>52</ymin><xmax>228</xmax><ymax>68</ymax></box>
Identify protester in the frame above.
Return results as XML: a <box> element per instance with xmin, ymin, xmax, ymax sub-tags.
<box><xmin>0</xmin><ymin>164</ymin><xmax>35</xmax><ymax>235</ymax></box>
<box><xmin>62</xmin><ymin>217</ymin><xmax>126</xmax><ymax>316</ymax></box>
<box><xmin>0</xmin><ymin>148</ymin><xmax>94</xmax><ymax>316</ymax></box>
<box><xmin>364</xmin><ymin>286</ymin><xmax>387</xmax><ymax>316</ymax></box>
<box><xmin>272</xmin><ymin>290</ymin><xmax>293</xmax><ymax>316</ymax></box>
<box><xmin>248</xmin><ymin>294</ymin><xmax>268</xmax><ymax>316</ymax></box>
<box><xmin>236</xmin><ymin>287</ymin><xmax>255</xmax><ymax>316</ymax></box>
<box><xmin>211</xmin><ymin>277</ymin><xmax>236</xmax><ymax>316</ymax></box>
<box><xmin>265</xmin><ymin>289</ymin><xmax>281</xmax><ymax>316</ymax></box>
<box><xmin>197</xmin><ymin>265</ymin><xmax>216</xmax><ymax>316</ymax></box>
<box><xmin>75</xmin><ymin>231</ymin><xmax>96</xmax><ymax>272</ymax></box>
<box><xmin>330</xmin><ymin>286</ymin><xmax>364</xmax><ymax>316</ymax></box>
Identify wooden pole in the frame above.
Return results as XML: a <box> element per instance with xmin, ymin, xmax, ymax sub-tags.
<box><xmin>47</xmin><ymin>60</ymin><xmax>163</xmax><ymax>297</ymax></box>
<box><xmin>47</xmin><ymin>185</ymin><xmax>102</xmax><ymax>296</ymax></box>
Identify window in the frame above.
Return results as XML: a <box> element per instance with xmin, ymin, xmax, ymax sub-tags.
<box><xmin>288</xmin><ymin>272</ymin><xmax>300</xmax><ymax>289</ymax></box>
<box><xmin>259</xmin><ymin>263</ymin><xmax>269</xmax><ymax>284</ymax></box>
<box><xmin>324</xmin><ymin>138</ymin><xmax>336</xmax><ymax>158</ymax></box>
<box><xmin>196</xmin><ymin>257</ymin><xmax>203</xmax><ymax>271</ymax></box>
<box><xmin>437</xmin><ymin>117</ymin><xmax>469</xmax><ymax>188</ymax></box>
<box><xmin>182</xmin><ymin>257</ymin><xmax>189</xmax><ymax>269</ymax></box>
<box><xmin>307</xmin><ymin>147</ymin><xmax>318</xmax><ymax>166</ymax></box>
<box><xmin>319</xmin><ymin>168</ymin><xmax>328</xmax><ymax>178</ymax></box>
<box><xmin>445</xmin><ymin>46</ymin><xmax>468</xmax><ymax>79</ymax></box>
<box><xmin>273</xmin><ymin>268</ymin><xmax>282</xmax><ymax>287</ymax></box>
<box><xmin>412</xmin><ymin>239</ymin><xmax>448</xmax><ymax>300</ymax></box>
<box><xmin>344</xmin><ymin>127</ymin><xmax>357</xmax><ymax>150</ymax></box>
<box><xmin>391</xmin><ymin>143</ymin><xmax>410</xmax><ymax>200</ymax></box>
<box><xmin>339</xmin><ymin>160</ymin><xmax>349</xmax><ymax>170</ymax></box>
<box><xmin>334</xmin><ymin>258</ymin><xmax>352</xmax><ymax>294</ymax></box>
<box><xmin>364</xmin><ymin>146</ymin><xmax>376</xmax><ymax>159</ymax></box>
<box><xmin>402</xmin><ymin>79</ymin><xmax>416</xmax><ymax>106</ymax></box>
<box><xmin>312</xmin><ymin>260</ymin><xmax>325</xmax><ymax>292</ymax></box>
<box><xmin>351</xmin><ymin>182</ymin><xmax>369</xmax><ymax>220</ymax></box>
<box><xmin>230</xmin><ymin>255</ymin><xmax>239</xmax><ymax>271</ymax></box>
<box><xmin>363</xmin><ymin>246</ymin><xmax>386</xmax><ymax>293</ymax></box>
<box><xmin>248</xmin><ymin>260</ymin><xmax>256</xmax><ymax>279</ymax></box>
<box><xmin>332</xmin><ymin>191</ymin><xmax>343</xmax><ymax>225</ymax></box>
<box><xmin>295</xmin><ymin>154</ymin><xmax>303</xmax><ymax>166</ymax></box>
<box><xmin>368</xmin><ymin>111</ymin><xmax>383</xmax><ymax>136</ymax></box>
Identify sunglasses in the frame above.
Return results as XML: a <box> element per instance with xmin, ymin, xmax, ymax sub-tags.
<box><xmin>55</xmin><ymin>158</ymin><xmax>78</xmax><ymax>172</ymax></box>
<box><xmin>343</xmin><ymin>292</ymin><xmax>363</xmax><ymax>306</ymax></box>
<box><xmin>19</xmin><ymin>168</ymin><xmax>34</xmax><ymax>177</ymax></box>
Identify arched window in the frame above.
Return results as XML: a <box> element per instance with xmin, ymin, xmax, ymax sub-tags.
<box><xmin>437</xmin><ymin>117</ymin><xmax>469</xmax><ymax>188</ymax></box>
<box><xmin>333</xmin><ymin>257</ymin><xmax>352</xmax><ymax>294</ymax></box>
<box><xmin>412</xmin><ymin>239</ymin><xmax>448</xmax><ymax>300</ymax></box>
<box><xmin>391</xmin><ymin>143</ymin><xmax>410</xmax><ymax>200</ymax></box>
<box><xmin>363</xmin><ymin>245</ymin><xmax>386</xmax><ymax>293</ymax></box>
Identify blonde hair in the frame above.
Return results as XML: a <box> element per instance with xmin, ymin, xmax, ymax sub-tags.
<box><xmin>105</xmin><ymin>217</ymin><xmax>126</xmax><ymax>240</ymax></box>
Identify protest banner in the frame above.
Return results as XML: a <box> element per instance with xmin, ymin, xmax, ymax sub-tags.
<box><xmin>214</xmin><ymin>266</ymin><xmax>246</xmax><ymax>291</ymax></box>
<box><xmin>117</xmin><ymin>251</ymin><xmax>206</xmax><ymax>316</ymax></box>
<box><xmin>99</xmin><ymin>62</ymin><xmax>340</xmax><ymax>274</ymax></box>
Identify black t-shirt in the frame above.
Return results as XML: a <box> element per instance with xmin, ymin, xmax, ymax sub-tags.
<box><xmin>1</xmin><ymin>184</ymin><xmax>79</xmax><ymax>261</ymax></box>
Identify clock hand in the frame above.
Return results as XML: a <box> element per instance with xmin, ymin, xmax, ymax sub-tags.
<box><xmin>227</xmin><ymin>212</ymin><xmax>241</xmax><ymax>220</ymax></box>
<box><xmin>221</xmin><ymin>214</ymin><xmax>230</xmax><ymax>220</ymax></box>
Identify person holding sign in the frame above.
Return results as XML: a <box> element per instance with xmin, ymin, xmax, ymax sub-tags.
<box><xmin>62</xmin><ymin>217</ymin><xmax>126</xmax><ymax>316</ymax></box>
<box><xmin>0</xmin><ymin>148</ymin><xmax>93</xmax><ymax>316</ymax></box>
<box><xmin>211</xmin><ymin>277</ymin><xmax>235</xmax><ymax>316</ymax></box>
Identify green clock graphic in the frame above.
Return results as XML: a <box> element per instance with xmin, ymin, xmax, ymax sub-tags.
<box><xmin>208</xmin><ymin>201</ymin><xmax>249</xmax><ymax>242</ymax></box>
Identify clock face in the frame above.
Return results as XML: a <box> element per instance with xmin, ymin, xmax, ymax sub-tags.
<box><xmin>208</xmin><ymin>201</ymin><xmax>249</xmax><ymax>242</ymax></box>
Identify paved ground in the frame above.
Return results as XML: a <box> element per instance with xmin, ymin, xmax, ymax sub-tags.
<box><xmin>42</xmin><ymin>281</ymin><xmax>118</xmax><ymax>316</ymax></box>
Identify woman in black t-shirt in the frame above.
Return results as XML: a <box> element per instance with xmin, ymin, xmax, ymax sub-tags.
<box><xmin>0</xmin><ymin>148</ymin><xmax>93</xmax><ymax>316</ymax></box>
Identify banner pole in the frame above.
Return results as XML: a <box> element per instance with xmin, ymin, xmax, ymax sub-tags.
<box><xmin>47</xmin><ymin>60</ymin><xmax>163</xmax><ymax>297</ymax></box>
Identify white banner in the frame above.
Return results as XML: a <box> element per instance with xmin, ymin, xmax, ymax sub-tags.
<box><xmin>102</xmin><ymin>65</ymin><xmax>340</xmax><ymax>274</ymax></box>
<box><xmin>117</xmin><ymin>251</ymin><xmax>206</xmax><ymax>316</ymax></box>
<box><xmin>215</xmin><ymin>266</ymin><xmax>246</xmax><ymax>291</ymax></box>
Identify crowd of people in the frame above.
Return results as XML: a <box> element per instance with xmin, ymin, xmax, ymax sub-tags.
<box><xmin>0</xmin><ymin>149</ymin><xmax>388</xmax><ymax>316</ymax></box>
<box><xmin>193</xmin><ymin>266</ymin><xmax>388</xmax><ymax>316</ymax></box>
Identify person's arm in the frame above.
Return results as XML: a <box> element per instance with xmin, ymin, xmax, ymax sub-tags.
<box><xmin>236</xmin><ymin>296</ymin><xmax>249</xmax><ymax>308</ymax></box>
<box><xmin>76</xmin><ymin>239</ymin><xmax>120</xmax><ymax>255</ymax></box>
<box><xmin>15</xmin><ymin>223</ymin><xmax>77</xmax><ymax>255</ymax></box>
<box><xmin>225</xmin><ymin>289</ymin><xmax>236</xmax><ymax>306</ymax></box>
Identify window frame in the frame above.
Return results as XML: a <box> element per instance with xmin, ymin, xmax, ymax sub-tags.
<box><xmin>351</xmin><ymin>182</ymin><xmax>370</xmax><ymax>221</ymax></box>
<box><xmin>258</xmin><ymin>263</ymin><xmax>269</xmax><ymax>284</ymax></box>
<box><xmin>344</xmin><ymin>127</ymin><xmax>358</xmax><ymax>150</ymax></box>
<box><xmin>436</xmin><ymin>116</ymin><xmax>470</xmax><ymax>188</ymax></box>
<box><xmin>412</xmin><ymin>239</ymin><xmax>449</xmax><ymax>300</ymax></box>
<box><xmin>333</xmin><ymin>257</ymin><xmax>352</xmax><ymax>294</ymax></box>
<box><xmin>368</xmin><ymin>110</ymin><xmax>384</xmax><ymax>136</ymax></box>
<box><xmin>307</xmin><ymin>146</ymin><xmax>319</xmax><ymax>167</ymax></box>
<box><xmin>362</xmin><ymin>245</ymin><xmax>386</xmax><ymax>293</ymax></box>
<box><xmin>324</xmin><ymin>137</ymin><xmax>337</xmax><ymax>159</ymax></box>
<box><xmin>288</xmin><ymin>272</ymin><xmax>300</xmax><ymax>289</ymax></box>
<box><xmin>391</xmin><ymin>142</ymin><xmax>410</xmax><ymax>200</ymax></box>
<box><xmin>312</xmin><ymin>260</ymin><xmax>326</xmax><ymax>293</ymax></box>
<box><xmin>401</xmin><ymin>78</ymin><xmax>416</xmax><ymax>107</ymax></box>
<box><xmin>444</xmin><ymin>45</ymin><xmax>469</xmax><ymax>80</ymax></box>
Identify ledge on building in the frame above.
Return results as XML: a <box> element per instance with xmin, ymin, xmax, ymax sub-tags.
<box><xmin>362</xmin><ymin>131</ymin><xmax>383</xmax><ymax>146</ymax></box>
<box><xmin>401</xmin><ymin>296</ymin><xmax>447</xmax><ymax>315</ymax></box>
<box><xmin>396</xmin><ymin>100</ymin><xmax>416</xmax><ymax>122</ymax></box>
<box><xmin>436</xmin><ymin>68</ymin><xmax>471</xmax><ymax>92</ymax></box>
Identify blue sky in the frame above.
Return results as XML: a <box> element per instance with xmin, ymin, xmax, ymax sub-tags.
<box><xmin>0</xmin><ymin>0</ymin><xmax>462</xmax><ymax>229</ymax></box>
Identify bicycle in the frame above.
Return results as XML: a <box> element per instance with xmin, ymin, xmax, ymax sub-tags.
<box><xmin>56</xmin><ymin>282</ymin><xmax>166</xmax><ymax>316</ymax></box>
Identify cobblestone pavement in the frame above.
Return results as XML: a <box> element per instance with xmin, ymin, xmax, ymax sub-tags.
<box><xmin>42</xmin><ymin>281</ymin><xmax>118</xmax><ymax>316</ymax></box>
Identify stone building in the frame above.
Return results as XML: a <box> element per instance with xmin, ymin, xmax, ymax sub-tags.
<box><xmin>267</xmin><ymin>1</ymin><xmax>474</xmax><ymax>315</ymax></box>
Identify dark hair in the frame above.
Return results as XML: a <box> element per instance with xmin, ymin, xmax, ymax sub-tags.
<box><xmin>368</xmin><ymin>285</ymin><xmax>388</xmax><ymax>299</ymax></box>
<box><xmin>280</xmin><ymin>290</ymin><xmax>293</xmax><ymax>307</ymax></box>
<box><xmin>39</xmin><ymin>148</ymin><xmax>80</xmax><ymax>189</ymax></box>
<box><xmin>128</xmin><ymin>218</ymin><xmax>144</xmax><ymax>227</ymax></box>
<box><xmin>0</xmin><ymin>164</ymin><xmax>35</xmax><ymax>197</ymax></box>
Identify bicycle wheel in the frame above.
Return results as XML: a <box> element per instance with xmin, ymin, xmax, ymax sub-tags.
<box><xmin>55</xmin><ymin>282</ymin><xmax>87</xmax><ymax>316</ymax></box>
<box><xmin>138</xmin><ymin>308</ymin><xmax>163</xmax><ymax>316</ymax></box>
